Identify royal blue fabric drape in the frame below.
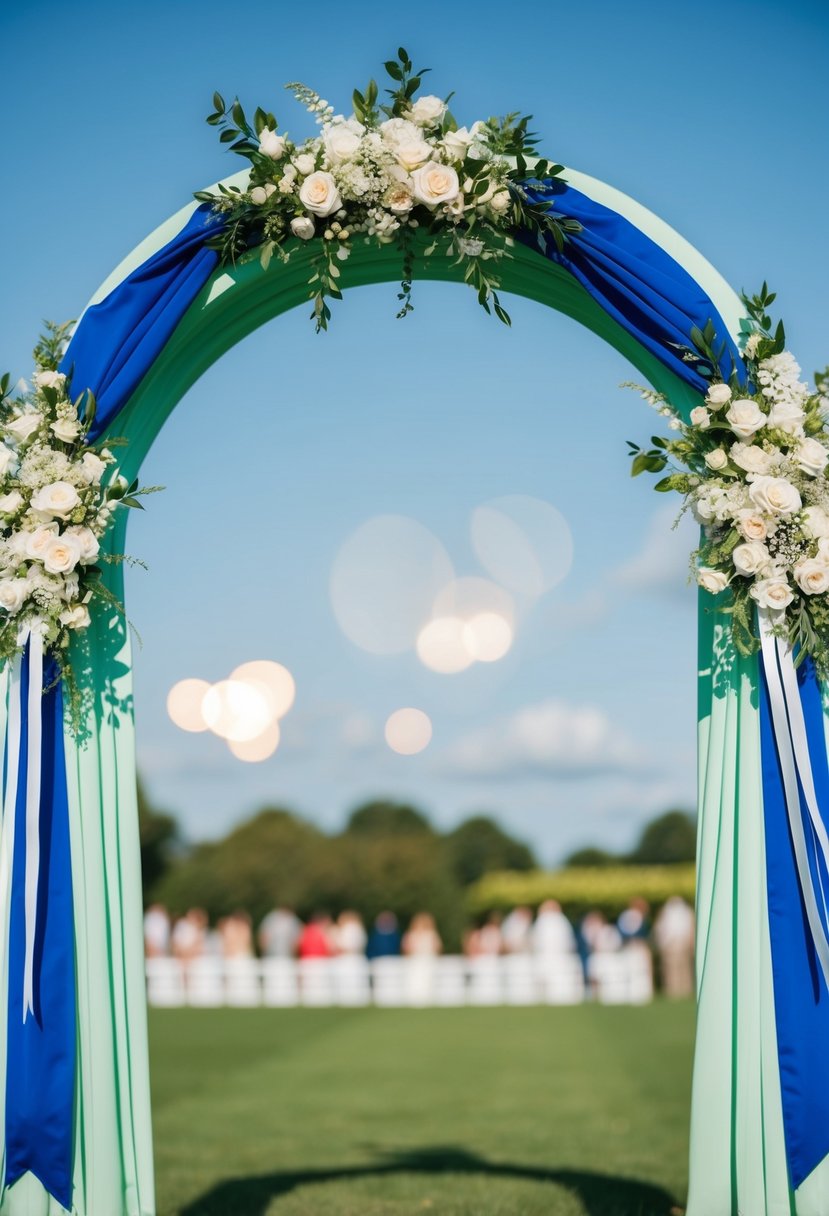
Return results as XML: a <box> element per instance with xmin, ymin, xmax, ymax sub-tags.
<box><xmin>4</xmin><ymin>652</ymin><xmax>75</xmax><ymax>1210</ymax></box>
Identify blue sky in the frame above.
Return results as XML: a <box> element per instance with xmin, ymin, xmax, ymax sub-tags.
<box><xmin>2</xmin><ymin>0</ymin><xmax>828</xmax><ymax>862</ymax></box>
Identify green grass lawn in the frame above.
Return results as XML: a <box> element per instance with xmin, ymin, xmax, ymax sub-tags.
<box><xmin>150</xmin><ymin>1002</ymin><xmax>693</xmax><ymax>1216</ymax></box>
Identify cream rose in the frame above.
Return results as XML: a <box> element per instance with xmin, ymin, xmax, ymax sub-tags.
<box><xmin>258</xmin><ymin>128</ymin><xmax>286</xmax><ymax>160</ymax></box>
<box><xmin>706</xmin><ymin>383</ymin><xmax>732</xmax><ymax>409</ymax></box>
<box><xmin>0</xmin><ymin>445</ymin><xmax>14</xmax><ymax>476</ymax></box>
<box><xmin>726</xmin><ymin>398</ymin><xmax>767</xmax><ymax>439</ymax></box>
<box><xmin>6</xmin><ymin>413</ymin><xmax>42</xmax><ymax>443</ymax></box>
<box><xmin>411</xmin><ymin>161</ymin><xmax>460</xmax><ymax>207</ymax></box>
<box><xmin>489</xmin><ymin>190</ymin><xmax>512</xmax><ymax>215</ymax></box>
<box><xmin>29</xmin><ymin>481</ymin><xmax>81</xmax><ymax>520</ymax></box>
<box><xmin>690</xmin><ymin>406</ymin><xmax>710</xmax><ymax>429</ymax></box>
<box><xmin>802</xmin><ymin>506</ymin><xmax>829</xmax><ymax>541</ymax></box>
<box><xmin>249</xmin><ymin>183</ymin><xmax>276</xmax><ymax>206</ymax></box>
<box><xmin>748</xmin><ymin>475</ymin><xmax>802</xmax><ymax>517</ymax></box>
<box><xmin>767</xmin><ymin>399</ymin><xmax>806</xmax><ymax>434</ymax></box>
<box><xmin>59</xmin><ymin>604</ymin><xmax>90</xmax><ymax>631</ymax></box>
<box><xmin>730</xmin><ymin>442</ymin><xmax>773</xmax><ymax>475</ymax></box>
<box><xmin>33</xmin><ymin>369</ymin><xmax>65</xmax><ymax>390</ymax></box>
<box><xmin>50</xmin><ymin>417</ymin><xmax>81</xmax><ymax>444</ymax></box>
<box><xmin>0</xmin><ymin>578</ymin><xmax>29</xmax><ymax>614</ymax></box>
<box><xmin>66</xmin><ymin>525</ymin><xmax>100</xmax><ymax>562</ymax></box>
<box><xmin>797</xmin><ymin>437</ymin><xmax>829</xmax><ymax>477</ymax></box>
<box><xmin>750</xmin><ymin>576</ymin><xmax>795</xmax><ymax>613</ymax></box>
<box><xmin>385</xmin><ymin>183</ymin><xmax>414</xmax><ymax>213</ymax></box>
<box><xmin>80</xmin><ymin>451</ymin><xmax>107</xmax><ymax>483</ymax></box>
<box><xmin>697</xmin><ymin>567</ymin><xmax>728</xmax><ymax>594</ymax></box>
<box><xmin>794</xmin><ymin>558</ymin><xmax>829</xmax><ymax>596</ymax></box>
<box><xmin>323</xmin><ymin>120</ymin><xmax>363</xmax><ymax>164</ymax></box>
<box><xmin>732</xmin><ymin>540</ymin><xmax>770</xmax><ymax>577</ymax></box>
<box><xmin>43</xmin><ymin>534</ymin><xmax>83</xmax><ymax>575</ymax></box>
<box><xmin>408</xmin><ymin>95</ymin><xmax>446</xmax><ymax>125</ymax></box>
<box><xmin>704</xmin><ymin>449</ymin><xmax>728</xmax><ymax>471</ymax></box>
<box><xmin>290</xmin><ymin>215</ymin><xmax>315</xmax><ymax>240</ymax></box>
<box><xmin>293</xmin><ymin>153</ymin><xmax>316</xmax><ymax>176</ymax></box>
<box><xmin>298</xmin><ymin>171</ymin><xmax>342</xmax><ymax>217</ymax></box>
<box><xmin>736</xmin><ymin>510</ymin><xmax>769</xmax><ymax>541</ymax></box>
<box><xmin>395</xmin><ymin>137</ymin><xmax>432</xmax><ymax>171</ymax></box>
<box><xmin>0</xmin><ymin>490</ymin><xmax>23</xmax><ymax>515</ymax></box>
<box><xmin>441</xmin><ymin>126</ymin><xmax>474</xmax><ymax>161</ymax></box>
<box><xmin>25</xmin><ymin>523</ymin><xmax>59</xmax><ymax>560</ymax></box>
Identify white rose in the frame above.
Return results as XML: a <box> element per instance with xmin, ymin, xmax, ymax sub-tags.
<box><xmin>818</xmin><ymin>538</ymin><xmax>829</xmax><ymax>562</ymax></box>
<box><xmin>802</xmin><ymin>506</ymin><xmax>829</xmax><ymax>541</ymax></box>
<box><xmin>748</xmin><ymin>475</ymin><xmax>802</xmax><ymax>517</ymax></box>
<box><xmin>258</xmin><ymin>128</ymin><xmax>286</xmax><ymax>160</ymax></box>
<box><xmin>59</xmin><ymin>604</ymin><xmax>90</xmax><ymax>631</ymax></box>
<box><xmin>80</xmin><ymin>451</ymin><xmax>107</xmax><ymax>483</ymax></box>
<box><xmin>33</xmin><ymin>370</ymin><xmax>65</xmax><ymax>390</ymax></box>
<box><xmin>0</xmin><ymin>578</ymin><xmax>29</xmax><ymax>614</ymax></box>
<box><xmin>394</xmin><ymin>137</ymin><xmax>433</xmax><ymax>171</ymax></box>
<box><xmin>767</xmin><ymin>399</ymin><xmax>806</xmax><ymax>434</ymax></box>
<box><xmin>0</xmin><ymin>490</ymin><xmax>23</xmax><ymax>515</ymax></box>
<box><xmin>249</xmin><ymin>183</ymin><xmax>276</xmax><ymax>206</ymax></box>
<box><xmin>6</xmin><ymin>413</ymin><xmax>42</xmax><ymax>443</ymax></box>
<box><xmin>29</xmin><ymin>481</ymin><xmax>81</xmax><ymax>520</ymax></box>
<box><xmin>730</xmin><ymin>442</ymin><xmax>773</xmax><ymax>475</ymax></box>
<box><xmin>690</xmin><ymin>406</ymin><xmax>710</xmax><ymax>429</ymax></box>
<box><xmin>732</xmin><ymin>540</ymin><xmax>770</xmax><ymax>577</ymax></box>
<box><xmin>293</xmin><ymin>153</ymin><xmax>316</xmax><ymax>176</ymax></box>
<box><xmin>706</xmin><ymin>383</ymin><xmax>732</xmax><ymax>409</ymax></box>
<box><xmin>43</xmin><ymin>534</ymin><xmax>83</xmax><ymax>575</ymax></box>
<box><xmin>441</xmin><ymin>126</ymin><xmax>474</xmax><ymax>161</ymax></box>
<box><xmin>0</xmin><ymin>445</ymin><xmax>14</xmax><ymax>475</ymax></box>
<box><xmin>290</xmin><ymin>216</ymin><xmax>315</xmax><ymax>241</ymax></box>
<box><xmin>66</xmin><ymin>525</ymin><xmax>100</xmax><ymax>562</ymax></box>
<box><xmin>408</xmin><ymin>95</ymin><xmax>446</xmax><ymax>126</ymax></box>
<box><xmin>796</xmin><ymin>437</ymin><xmax>828</xmax><ymax>477</ymax></box>
<box><xmin>411</xmin><ymin>161</ymin><xmax>460</xmax><ymax>207</ymax></box>
<box><xmin>726</xmin><ymin>398</ymin><xmax>767</xmax><ymax>439</ymax></box>
<box><xmin>489</xmin><ymin>190</ymin><xmax>512</xmax><ymax>215</ymax></box>
<box><xmin>25</xmin><ymin>523</ymin><xmax>59</xmax><ymax>560</ymax></box>
<box><xmin>323</xmin><ymin>120</ymin><xmax>364</xmax><ymax>164</ymax></box>
<box><xmin>385</xmin><ymin>183</ymin><xmax>414</xmax><ymax>214</ymax></box>
<box><xmin>379</xmin><ymin>117</ymin><xmax>419</xmax><ymax>147</ymax></box>
<box><xmin>736</xmin><ymin>510</ymin><xmax>769</xmax><ymax>541</ymax></box>
<box><xmin>794</xmin><ymin>558</ymin><xmax>829</xmax><ymax>596</ymax></box>
<box><xmin>50</xmin><ymin>417</ymin><xmax>81</xmax><ymax>444</ymax></box>
<box><xmin>298</xmin><ymin>171</ymin><xmax>342</xmax><ymax>217</ymax></box>
<box><xmin>692</xmin><ymin>496</ymin><xmax>716</xmax><ymax>525</ymax></box>
<box><xmin>704</xmin><ymin>449</ymin><xmax>728</xmax><ymax>470</ymax></box>
<box><xmin>750</xmin><ymin>576</ymin><xmax>795</xmax><ymax>613</ymax></box>
<box><xmin>697</xmin><ymin>567</ymin><xmax>728</xmax><ymax>594</ymax></box>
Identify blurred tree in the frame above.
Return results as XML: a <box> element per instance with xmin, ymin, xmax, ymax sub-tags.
<box><xmin>563</xmin><ymin>846</ymin><xmax>618</xmax><ymax>868</ymax></box>
<box><xmin>344</xmin><ymin>799</ymin><xmax>434</xmax><ymax>837</ymax></box>
<box><xmin>444</xmin><ymin>815</ymin><xmax>536</xmax><ymax>886</ymax></box>
<box><xmin>137</xmin><ymin>779</ymin><xmax>179</xmax><ymax>902</ymax></box>
<box><xmin>627</xmin><ymin>810</ymin><xmax>697</xmax><ymax>865</ymax></box>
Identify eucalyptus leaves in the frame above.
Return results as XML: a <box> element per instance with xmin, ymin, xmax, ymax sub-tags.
<box><xmin>629</xmin><ymin>287</ymin><xmax>829</xmax><ymax>674</ymax></box>
<box><xmin>199</xmin><ymin>48</ymin><xmax>581</xmax><ymax>330</ymax></box>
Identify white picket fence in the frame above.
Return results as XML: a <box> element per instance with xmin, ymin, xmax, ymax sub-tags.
<box><xmin>146</xmin><ymin>950</ymin><xmax>653</xmax><ymax>1008</ymax></box>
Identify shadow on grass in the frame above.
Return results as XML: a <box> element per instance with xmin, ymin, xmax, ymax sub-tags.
<box><xmin>179</xmin><ymin>1145</ymin><xmax>681</xmax><ymax>1216</ymax></box>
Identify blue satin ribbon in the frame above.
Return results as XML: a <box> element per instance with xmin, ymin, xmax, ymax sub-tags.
<box><xmin>4</xmin><ymin>648</ymin><xmax>75</xmax><ymax>1210</ymax></box>
<box><xmin>760</xmin><ymin>654</ymin><xmax>829</xmax><ymax>1188</ymax></box>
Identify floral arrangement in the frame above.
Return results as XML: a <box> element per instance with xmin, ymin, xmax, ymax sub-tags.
<box><xmin>199</xmin><ymin>47</ymin><xmax>581</xmax><ymax>330</ymax></box>
<box><xmin>629</xmin><ymin>285</ymin><xmax>829</xmax><ymax>674</ymax></box>
<box><xmin>0</xmin><ymin>323</ymin><xmax>156</xmax><ymax>684</ymax></box>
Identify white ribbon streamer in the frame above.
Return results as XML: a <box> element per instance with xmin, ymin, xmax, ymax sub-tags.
<box><xmin>22</xmin><ymin>625</ymin><xmax>43</xmax><ymax>1021</ymax></box>
<box><xmin>759</xmin><ymin>609</ymin><xmax>829</xmax><ymax>989</ymax></box>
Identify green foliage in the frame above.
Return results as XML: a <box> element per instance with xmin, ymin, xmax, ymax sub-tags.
<box><xmin>444</xmin><ymin>815</ymin><xmax>536</xmax><ymax>887</ymax></box>
<box><xmin>138</xmin><ymin>780</ymin><xmax>179</xmax><ymax>900</ymax></box>
<box><xmin>468</xmin><ymin>863</ymin><xmax>696</xmax><ymax>923</ymax></box>
<box><xmin>344</xmin><ymin>799</ymin><xmax>434</xmax><ymax>837</ymax></box>
<box><xmin>628</xmin><ymin>810</ymin><xmax>697</xmax><ymax>866</ymax></box>
<box><xmin>563</xmin><ymin>845</ymin><xmax>618</xmax><ymax>868</ymax></box>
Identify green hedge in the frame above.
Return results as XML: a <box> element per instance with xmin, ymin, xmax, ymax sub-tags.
<box><xmin>467</xmin><ymin>864</ymin><xmax>696</xmax><ymax>922</ymax></box>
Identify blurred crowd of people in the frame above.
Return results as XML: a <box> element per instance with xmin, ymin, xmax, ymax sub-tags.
<box><xmin>144</xmin><ymin>895</ymin><xmax>695</xmax><ymax>996</ymax></box>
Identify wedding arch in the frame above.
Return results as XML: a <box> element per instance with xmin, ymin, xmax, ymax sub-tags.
<box><xmin>2</xmin><ymin>55</ymin><xmax>829</xmax><ymax>1216</ymax></box>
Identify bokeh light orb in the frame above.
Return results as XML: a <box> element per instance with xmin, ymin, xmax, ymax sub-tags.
<box><xmin>471</xmin><ymin>495</ymin><xmax>574</xmax><ymax>596</ymax></box>
<box><xmin>228</xmin><ymin>719</ymin><xmax>281</xmax><ymax>763</ymax></box>
<box><xmin>231</xmin><ymin>660</ymin><xmax>296</xmax><ymax>719</ymax></box>
<box><xmin>432</xmin><ymin>576</ymin><xmax>515</xmax><ymax>629</ymax></box>
<box><xmin>202</xmin><ymin>679</ymin><xmax>273</xmax><ymax>743</ymax></box>
<box><xmin>384</xmin><ymin>708</ymin><xmax>433</xmax><ymax>755</ymax></box>
<box><xmin>416</xmin><ymin>616</ymin><xmax>474</xmax><ymax>674</ymax></box>
<box><xmin>330</xmin><ymin>515</ymin><xmax>454</xmax><ymax>654</ymax></box>
<box><xmin>166</xmin><ymin>678</ymin><xmax>212</xmax><ymax>733</ymax></box>
<box><xmin>461</xmin><ymin>612</ymin><xmax>514</xmax><ymax>662</ymax></box>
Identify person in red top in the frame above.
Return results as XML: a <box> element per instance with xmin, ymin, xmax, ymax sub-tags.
<box><xmin>297</xmin><ymin>913</ymin><xmax>334</xmax><ymax>958</ymax></box>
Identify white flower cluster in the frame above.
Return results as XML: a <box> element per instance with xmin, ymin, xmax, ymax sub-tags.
<box><xmin>0</xmin><ymin>368</ymin><xmax>121</xmax><ymax>649</ymax></box>
<box><xmin>246</xmin><ymin>96</ymin><xmax>512</xmax><ymax>250</ymax></box>
<box><xmin>678</xmin><ymin>354</ymin><xmax>829</xmax><ymax>619</ymax></box>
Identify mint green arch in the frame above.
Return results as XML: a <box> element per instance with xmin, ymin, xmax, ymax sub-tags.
<box><xmin>5</xmin><ymin>166</ymin><xmax>828</xmax><ymax>1216</ymax></box>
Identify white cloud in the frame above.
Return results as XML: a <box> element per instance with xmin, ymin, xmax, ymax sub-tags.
<box><xmin>436</xmin><ymin>698</ymin><xmax>652</xmax><ymax>780</ymax></box>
